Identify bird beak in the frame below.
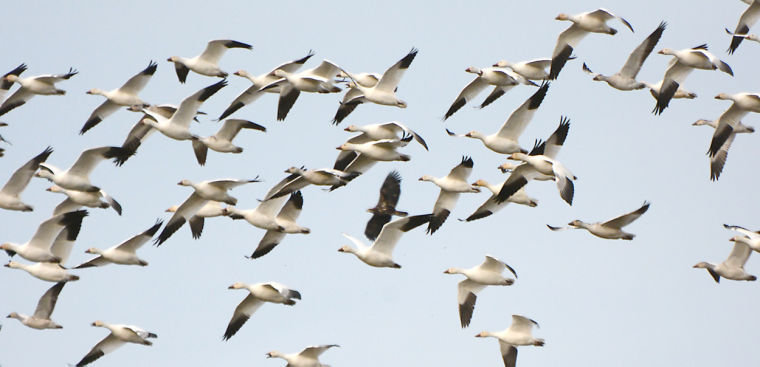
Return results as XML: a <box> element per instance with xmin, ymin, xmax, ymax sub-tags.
<box><xmin>343</xmin><ymin>127</ymin><xmax>351</xmax><ymax>132</ymax></box>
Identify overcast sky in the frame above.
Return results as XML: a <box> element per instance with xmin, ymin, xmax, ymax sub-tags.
<box><xmin>1</xmin><ymin>1</ymin><xmax>759</xmax><ymax>366</ymax></box>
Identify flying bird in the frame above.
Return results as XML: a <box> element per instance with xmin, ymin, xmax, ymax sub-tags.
<box><xmin>726</xmin><ymin>0</ymin><xmax>760</xmax><ymax>54</ymax></box>
<box><xmin>191</xmin><ymin>119</ymin><xmax>266</xmax><ymax>165</ymax></box>
<box><xmin>547</xmin><ymin>201</ymin><xmax>650</xmax><ymax>240</ymax></box>
<box><xmin>444</xmin><ymin>65</ymin><xmax>536</xmax><ymax>120</ymax></box>
<box><xmin>167</xmin><ymin>39</ymin><xmax>252</xmax><ymax>83</ymax></box>
<box><xmin>0</xmin><ymin>67</ymin><xmax>78</xmax><ymax>117</ymax></box>
<box><xmin>0</xmin><ymin>146</ymin><xmax>52</xmax><ymax>212</ymax></box>
<box><xmin>35</xmin><ymin>146</ymin><xmax>127</xmax><ymax>192</ymax></box>
<box><xmin>365</xmin><ymin>171</ymin><xmax>408</xmax><ymax>241</ymax></box>
<box><xmin>582</xmin><ymin>21</ymin><xmax>666</xmax><ymax>91</ymax></box>
<box><xmin>219</xmin><ymin>51</ymin><xmax>315</xmax><ymax>120</ymax></box>
<box><xmin>266</xmin><ymin>344</ymin><xmax>339</xmax><ymax>367</ymax></box>
<box><xmin>223</xmin><ymin>282</ymin><xmax>300</xmax><ymax>340</ymax></box>
<box><xmin>6</xmin><ymin>282</ymin><xmax>66</xmax><ymax>330</ymax></box>
<box><xmin>81</xmin><ymin>61</ymin><xmax>158</xmax><ymax>134</ymax></box>
<box><xmin>444</xmin><ymin>255</ymin><xmax>518</xmax><ymax>327</ymax></box>
<box><xmin>75</xmin><ymin>321</ymin><xmax>156</xmax><ymax>367</ymax></box>
<box><xmin>248</xmin><ymin>192</ymin><xmax>310</xmax><ymax>259</ymax></box>
<box><xmin>694</xmin><ymin>238</ymin><xmax>756</xmax><ymax>283</ymax></box>
<box><xmin>475</xmin><ymin>315</ymin><xmax>545</xmax><ymax>367</ymax></box>
<box><xmin>338</xmin><ymin>214</ymin><xmax>432</xmax><ymax>268</ymax></box>
<box><xmin>420</xmin><ymin>156</ymin><xmax>480</xmax><ymax>234</ymax></box>
<box><xmin>74</xmin><ymin>220</ymin><xmax>162</xmax><ymax>268</ymax></box>
<box><xmin>550</xmin><ymin>9</ymin><xmax>633</xmax><ymax>79</ymax></box>
<box><xmin>693</xmin><ymin>117</ymin><xmax>754</xmax><ymax>180</ymax></box>
<box><xmin>260</xmin><ymin>60</ymin><xmax>343</xmax><ymax>121</ymax></box>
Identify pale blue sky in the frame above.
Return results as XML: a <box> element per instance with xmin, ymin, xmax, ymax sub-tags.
<box><xmin>1</xmin><ymin>1</ymin><xmax>758</xmax><ymax>366</ymax></box>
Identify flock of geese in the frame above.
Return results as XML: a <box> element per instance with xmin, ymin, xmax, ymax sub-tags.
<box><xmin>1</xmin><ymin>2</ymin><xmax>759</xmax><ymax>366</ymax></box>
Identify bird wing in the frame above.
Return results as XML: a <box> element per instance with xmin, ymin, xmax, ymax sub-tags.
<box><xmin>444</xmin><ymin>77</ymin><xmax>489</xmax><ymax>119</ymax></box>
<box><xmin>32</xmin><ymin>281</ymin><xmax>65</xmax><ymax>319</ymax></box>
<box><xmin>216</xmin><ymin>119</ymin><xmax>265</xmax><ymax>141</ymax></box>
<box><xmin>119</xmin><ymin>61</ymin><xmax>158</xmax><ymax>94</ymax></box>
<box><xmin>76</xmin><ymin>334</ymin><xmax>125</xmax><ymax>367</ymax></box>
<box><xmin>115</xmin><ymin>118</ymin><xmax>154</xmax><ymax>166</ymax></box>
<box><xmin>496</xmin><ymin>83</ymin><xmax>550</xmax><ymax>139</ymax></box>
<box><xmin>263</xmin><ymin>172</ymin><xmax>302</xmax><ymax>200</ymax></box>
<box><xmin>34</xmin><ymin>68</ymin><xmax>78</xmax><ymax>83</ymax></box>
<box><xmin>589</xmin><ymin>8</ymin><xmax>634</xmax><ymax>32</ymax></box>
<box><xmin>0</xmin><ymin>87</ymin><xmax>34</xmax><ymax>116</ymax></box>
<box><xmin>725</xmin><ymin>242</ymin><xmax>752</xmax><ymax>268</ymax></box>
<box><xmin>218</xmin><ymin>85</ymin><xmax>263</xmax><ymax>120</ymax></box>
<box><xmin>602</xmin><ymin>202</ymin><xmax>650</xmax><ymax>229</ymax></box>
<box><xmin>0</xmin><ymin>63</ymin><xmax>26</xmax><ymax>101</ymax></box>
<box><xmin>173</xmin><ymin>79</ymin><xmax>227</xmax><ymax>127</ymax></box>
<box><xmin>333</xmin><ymin>87</ymin><xmax>365</xmax><ymax>124</ymax></box>
<box><xmin>223</xmin><ymin>293</ymin><xmax>263</xmax><ymax>341</ymax></box>
<box><xmin>448</xmin><ymin>156</ymin><xmax>475</xmax><ymax>181</ymax></box>
<box><xmin>377</xmin><ymin>170</ymin><xmax>402</xmax><ymax>209</ymax></box>
<box><xmin>200</xmin><ymin>39</ymin><xmax>251</xmax><ymax>64</ymax></box>
<box><xmin>478</xmin><ymin>255</ymin><xmax>515</xmax><ymax>276</ymax></box>
<box><xmin>380</xmin><ymin>121</ymin><xmax>428</xmax><ymax>150</ymax></box>
<box><xmin>208</xmin><ymin>178</ymin><xmax>256</xmax><ymax>190</ymax></box>
<box><xmin>52</xmin><ymin>198</ymin><xmax>82</xmax><ymax>216</ymax></box>
<box><xmin>550</xmin><ymin>159</ymin><xmax>575</xmax><ymax>205</ymax></box>
<box><xmin>50</xmin><ymin>225</ymin><xmax>80</xmax><ymax>265</ymax></box>
<box><xmin>155</xmin><ymin>192</ymin><xmax>208</xmax><ymax>245</ymax></box>
<box><xmin>118</xmin><ymin>220</ymin><xmax>162</xmax><ymax>252</ymax></box>
<box><xmin>276</xmin><ymin>84</ymin><xmax>301</xmax><ymax>121</ymax></box>
<box><xmin>709</xmin><ymin>104</ymin><xmax>749</xmax><ymax>157</ymax></box>
<box><xmin>619</xmin><ymin>21</ymin><xmax>666</xmax><ymax>78</ymax></box>
<box><xmin>68</xmin><ymin>146</ymin><xmax>122</xmax><ymax>177</ymax></box>
<box><xmin>373</xmin><ymin>214</ymin><xmax>431</xmax><ymax>255</ymax></box>
<box><xmin>724</xmin><ymin>224</ymin><xmax>760</xmax><ymax>239</ymax></box>
<box><xmin>365</xmin><ymin>213</ymin><xmax>392</xmax><ymax>241</ymax></box>
<box><xmin>28</xmin><ymin>211</ymin><xmax>85</xmax><ymax>253</ymax></box>
<box><xmin>81</xmin><ymin>100</ymin><xmax>120</xmax><ymax>134</ymax></box>
<box><xmin>375</xmin><ymin>48</ymin><xmax>418</xmax><ymax>92</ymax></box>
<box><xmin>276</xmin><ymin>191</ymin><xmax>304</xmax><ymax>223</ymax></box>
<box><xmin>457</xmin><ymin>279</ymin><xmax>486</xmax><ymax>328</ymax></box>
<box><xmin>509</xmin><ymin>314</ymin><xmax>539</xmax><ymax>334</ymax></box>
<box><xmin>271</xmin><ymin>50</ymin><xmax>316</xmax><ymax>74</ymax></box>
<box><xmin>265</xmin><ymin>176</ymin><xmax>308</xmax><ymax>201</ymax></box>
<box><xmin>249</xmin><ymin>230</ymin><xmax>287</xmax><ymax>259</ymax></box>
<box><xmin>494</xmin><ymin>164</ymin><xmax>540</xmax><ymax>204</ymax></box>
<box><xmin>728</xmin><ymin>0</ymin><xmax>760</xmax><ymax>54</ymax></box>
<box><xmin>72</xmin><ymin>255</ymin><xmax>110</xmax><ymax>269</ymax></box>
<box><xmin>542</xmin><ymin>116</ymin><xmax>571</xmax><ymax>159</ymax></box>
<box><xmin>429</xmin><ymin>191</ymin><xmax>459</xmax><ymax>234</ymax></box>
<box><xmin>300</xmin><ymin>344</ymin><xmax>339</xmax><ymax>359</ymax></box>
<box><xmin>1</xmin><ymin>146</ymin><xmax>52</xmax><ymax>195</ymax></box>
<box><xmin>499</xmin><ymin>343</ymin><xmax>518</xmax><ymax>367</ymax></box>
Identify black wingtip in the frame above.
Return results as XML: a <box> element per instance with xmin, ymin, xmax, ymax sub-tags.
<box><xmin>143</xmin><ymin>60</ymin><xmax>158</xmax><ymax>75</ymax></box>
<box><xmin>218</xmin><ymin>101</ymin><xmax>244</xmax><ymax>121</ymax></box>
<box><xmin>549</xmin><ymin>45</ymin><xmax>573</xmax><ymax>80</ymax></box>
<box><xmin>399</xmin><ymin>47</ymin><xmax>419</xmax><ymax>69</ymax></box>
<box><xmin>444</xmin><ymin>97</ymin><xmax>466</xmax><ymax>120</ymax></box>
<box><xmin>198</xmin><ymin>79</ymin><xmax>228</xmax><ymax>102</ymax></box>
<box><xmin>527</xmin><ymin>82</ymin><xmax>550</xmax><ymax>110</ymax></box>
<box><xmin>460</xmin><ymin>155</ymin><xmax>474</xmax><ymax>168</ymax></box>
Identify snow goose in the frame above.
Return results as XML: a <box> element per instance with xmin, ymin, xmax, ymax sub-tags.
<box><xmin>328</xmin><ymin>153</ymin><xmax>379</xmax><ymax>192</ymax></box>
<box><xmin>464</xmin><ymin>180</ymin><xmax>537</xmax><ymax>222</ymax></box>
<box><xmin>493</xmin><ymin>59</ymin><xmax>553</xmax><ymax>81</ymax></box>
<box><xmin>263</xmin><ymin>166</ymin><xmax>358</xmax><ymax>200</ymax></box>
<box><xmin>165</xmin><ymin>201</ymin><xmax>225</xmax><ymax>239</ymax></box>
<box><xmin>191</xmin><ymin>119</ymin><xmax>266</xmax><ymax>165</ymax></box>
<box><xmin>6</xmin><ymin>282</ymin><xmax>66</xmax><ymax>330</ymax></box>
<box><xmin>115</xmin><ymin>104</ymin><xmax>199</xmax><ymax>166</ymax></box>
<box><xmin>495</xmin><ymin>117</ymin><xmax>574</xmax><ymax>205</ymax></box>
<box><xmin>167</xmin><ymin>39</ymin><xmax>252</xmax><ymax>83</ymax></box>
<box><xmin>35</xmin><ymin>146</ymin><xmax>127</xmax><ymax>192</ymax></box>
<box><xmin>0</xmin><ymin>63</ymin><xmax>27</xmax><ymax>103</ymax></box>
<box><xmin>499</xmin><ymin>153</ymin><xmax>576</xmax><ymax>205</ymax></box>
<box><xmin>693</xmin><ymin>117</ymin><xmax>754</xmax><ymax>181</ymax></box>
<box><xmin>1</xmin><ymin>210</ymin><xmax>88</xmax><ymax>262</ymax></box>
<box><xmin>141</xmin><ymin>79</ymin><xmax>227</xmax><ymax>142</ymax></box>
<box><xmin>652</xmin><ymin>45</ymin><xmax>733</xmax><ymax>115</ymax></box>
<box><xmin>75</xmin><ymin>321</ymin><xmax>156</xmax><ymax>367</ymax></box>
<box><xmin>694</xmin><ymin>240</ymin><xmax>756</xmax><ymax>283</ymax></box>
<box><xmin>707</xmin><ymin>93</ymin><xmax>760</xmax><ymax>161</ymax></box>
<box><xmin>266</xmin><ymin>344</ymin><xmax>339</xmax><ymax>366</ymax></box>
<box><xmin>365</xmin><ymin>171</ymin><xmax>408</xmax><ymax>241</ymax></box>
<box><xmin>0</xmin><ymin>146</ymin><xmax>52</xmax><ymax>212</ymax></box>
<box><xmin>582</xmin><ymin>22</ymin><xmax>666</xmax><ymax>91</ymax></box>
<box><xmin>332</xmin><ymin>48</ymin><xmax>418</xmax><ymax>122</ymax></box>
<box><xmin>334</xmin><ymin>122</ymin><xmax>427</xmax><ymax>180</ymax></box>
<box><xmin>337</xmin><ymin>70</ymin><xmax>382</xmax><ymax>87</ymax></box>
<box><xmin>5</xmin><ymin>221</ymin><xmax>86</xmax><ymax>282</ymax></box>
<box><xmin>726</xmin><ymin>28</ymin><xmax>760</xmax><ymax>45</ymax></box>
<box><xmin>444</xmin><ymin>66</ymin><xmax>536</xmax><ymax>120</ymax></box>
<box><xmin>336</xmin><ymin>135</ymin><xmax>413</xmax><ymax>162</ymax></box>
<box><xmin>475</xmin><ymin>315</ymin><xmax>545</xmax><ymax>367</ymax></box>
<box><xmin>155</xmin><ymin>178</ymin><xmax>258</xmax><ymax>245</ymax></box>
<box><xmin>446</xmin><ymin>83</ymin><xmax>549</xmax><ymax>155</ymax></box>
<box><xmin>47</xmin><ymin>185</ymin><xmax>121</xmax><ymax>216</ymax></box>
<box><xmin>338</xmin><ymin>214</ymin><xmax>432</xmax><ymax>268</ymax></box>
<box><xmin>420</xmin><ymin>156</ymin><xmax>480</xmax><ymax>234</ymax></box>
<box><xmin>724</xmin><ymin>224</ymin><xmax>760</xmax><ymax>253</ymax></box>
<box><xmin>444</xmin><ymin>255</ymin><xmax>517</xmax><ymax>327</ymax></box>
<box><xmin>642</xmin><ymin>79</ymin><xmax>696</xmax><ymax>101</ymax></box>
<box><xmin>224</xmin><ymin>282</ymin><xmax>300</xmax><ymax>340</ymax></box>
<box><xmin>248</xmin><ymin>192</ymin><xmax>310</xmax><ymax>259</ymax></box>
<box><xmin>261</xmin><ymin>60</ymin><xmax>342</xmax><ymax>121</ymax></box>
<box><xmin>547</xmin><ymin>201</ymin><xmax>649</xmax><ymax>240</ymax></box>
<box><xmin>0</xmin><ymin>68</ymin><xmax>78</xmax><ymax>117</ymax></box>
<box><xmin>74</xmin><ymin>220</ymin><xmax>161</xmax><ymax>268</ymax></box>
<box><xmin>550</xmin><ymin>9</ymin><xmax>634</xmax><ymax>80</ymax></box>
<box><xmin>727</xmin><ymin>0</ymin><xmax>760</xmax><ymax>53</ymax></box>
<box><xmin>80</xmin><ymin>61</ymin><xmax>157</xmax><ymax>134</ymax></box>
<box><xmin>218</xmin><ymin>51</ymin><xmax>315</xmax><ymax>120</ymax></box>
